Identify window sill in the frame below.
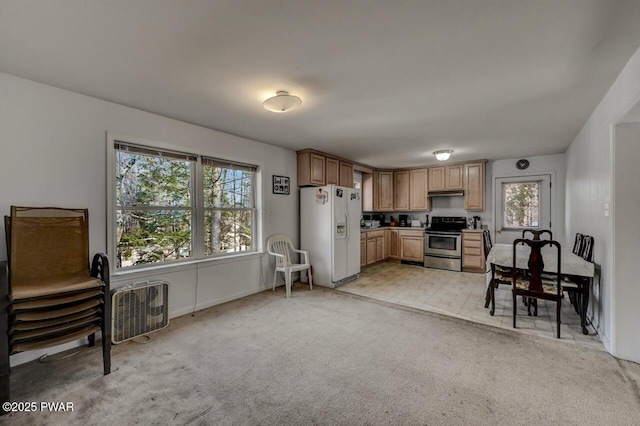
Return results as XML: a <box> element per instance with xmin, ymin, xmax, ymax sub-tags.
<box><xmin>112</xmin><ymin>251</ymin><xmax>266</xmax><ymax>279</ymax></box>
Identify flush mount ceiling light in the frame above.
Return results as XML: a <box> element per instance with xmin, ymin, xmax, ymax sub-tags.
<box><xmin>262</xmin><ymin>90</ymin><xmax>302</xmax><ymax>113</ymax></box>
<box><xmin>434</xmin><ymin>150</ymin><xmax>453</xmax><ymax>161</ymax></box>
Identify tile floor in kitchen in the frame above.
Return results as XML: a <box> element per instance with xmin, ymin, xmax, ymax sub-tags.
<box><xmin>338</xmin><ymin>262</ymin><xmax>603</xmax><ymax>350</ymax></box>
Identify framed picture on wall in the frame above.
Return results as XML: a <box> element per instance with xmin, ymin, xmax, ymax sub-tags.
<box><xmin>272</xmin><ymin>175</ymin><xmax>290</xmax><ymax>195</ymax></box>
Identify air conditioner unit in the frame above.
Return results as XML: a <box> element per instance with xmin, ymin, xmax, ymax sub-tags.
<box><xmin>111</xmin><ymin>280</ymin><xmax>169</xmax><ymax>344</ymax></box>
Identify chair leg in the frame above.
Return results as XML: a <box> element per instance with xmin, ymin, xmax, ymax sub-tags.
<box><xmin>308</xmin><ymin>267</ymin><xmax>313</xmax><ymax>290</ymax></box>
<box><xmin>581</xmin><ymin>282</ymin><xmax>590</xmax><ymax>335</ymax></box>
<box><xmin>285</xmin><ymin>270</ymin><xmax>292</xmax><ymax>298</ymax></box>
<box><xmin>557</xmin><ymin>298</ymin><xmax>562</xmax><ymax>339</ymax></box>
<box><xmin>102</xmin><ymin>290</ymin><xmax>112</xmax><ymax>375</ymax></box>
<box><xmin>88</xmin><ymin>332</ymin><xmax>96</xmax><ymax>347</ymax></box>
<box><xmin>512</xmin><ymin>291</ymin><xmax>517</xmax><ymax>329</ymax></box>
<box><xmin>489</xmin><ymin>279</ymin><xmax>496</xmax><ymax>316</ymax></box>
<box><xmin>1</xmin><ymin>263</ymin><xmax>10</xmax><ymax>412</ymax></box>
<box><xmin>272</xmin><ymin>268</ymin><xmax>278</xmax><ymax>291</ymax></box>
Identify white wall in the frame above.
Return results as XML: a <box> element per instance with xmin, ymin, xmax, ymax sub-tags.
<box><xmin>486</xmin><ymin>154</ymin><xmax>567</xmax><ymax>245</ymax></box>
<box><xmin>0</xmin><ymin>72</ymin><xmax>299</xmax><ymax>365</ymax></box>
<box><xmin>565</xmin><ymin>46</ymin><xmax>640</xmax><ymax>360</ymax></box>
<box><xmin>613</xmin><ymin>122</ymin><xmax>640</xmax><ymax>362</ymax></box>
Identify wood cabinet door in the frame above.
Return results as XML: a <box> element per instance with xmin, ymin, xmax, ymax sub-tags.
<box><xmin>409</xmin><ymin>168</ymin><xmax>430</xmax><ymax>210</ymax></box>
<box><xmin>384</xmin><ymin>230</ymin><xmax>390</xmax><ymax>258</ymax></box>
<box><xmin>376</xmin><ymin>237</ymin><xmax>385</xmax><ymax>261</ymax></box>
<box><xmin>464</xmin><ymin>162</ymin><xmax>485</xmax><ymax>210</ymax></box>
<box><xmin>394</xmin><ymin>170</ymin><xmax>409</xmax><ymax>210</ymax></box>
<box><xmin>366</xmin><ymin>238</ymin><xmax>377</xmax><ymax>265</ymax></box>
<box><xmin>428</xmin><ymin>166</ymin><xmax>445</xmax><ymax>192</ymax></box>
<box><xmin>325</xmin><ymin>157</ymin><xmax>339</xmax><ymax>185</ymax></box>
<box><xmin>360</xmin><ymin>238</ymin><xmax>367</xmax><ymax>267</ymax></box>
<box><xmin>400</xmin><ymin>236</ymin><xmax>424</xmax><ymax>262</ymax></box>
<box><xmin>310</xmin><ymin>153</ymin><xmax>326</xmax><ymax>185</ymax></box>
<box><xmin>339</xmin><ymin>161</ymin><xmax>354</xmax><ymax>188</ymax></box>
<box><xmin>388</xmin><ymin>230</ymin><xmax>399</xmax><ymax>259</ymax></box>
<box><xmin>378</xmin><ymin>171</ymin><xmax>394</xmax><ymax>211</ymax></box>
<box><xmin>446</xmin><ymin>164</ymin><xmax>464</xmax><ymax>190</ymax></box>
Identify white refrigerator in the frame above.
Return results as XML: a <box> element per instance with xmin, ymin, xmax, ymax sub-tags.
<box><xmin>300</xmin><ymin>185</ymin><xmax>361</xmax><ymax>288</ymax></box>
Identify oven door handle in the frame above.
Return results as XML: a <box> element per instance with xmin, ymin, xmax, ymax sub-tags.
<box><xmin>425</xmin><ymin>232</ymin><xmax>462</xmax><ymax>237</ymax></box>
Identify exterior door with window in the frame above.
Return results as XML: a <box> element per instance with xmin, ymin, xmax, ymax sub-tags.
<box><xmin>495</xmin><ymin>175</ymin><xmax>551</xmax><ymax>244</ymax></box>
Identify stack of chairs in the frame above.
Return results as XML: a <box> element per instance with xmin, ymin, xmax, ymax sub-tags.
<box><xmin>1</xmin><ymin>206</ymin><xmax>111</xmax><ymax>409</ymax></box>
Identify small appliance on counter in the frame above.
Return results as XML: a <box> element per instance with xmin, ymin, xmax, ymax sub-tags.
<box><xmin>372</xmin><ymin>214</ymin><xmax>386</xmax><ymax>226</ymax></box>
<box><xmin>398</xmin><ymin>214</ymin><xmax>409</xmax><ymax>227</ymax></box>
<box><xmin>467</xmin><ymin>216</ymin><xmax>482</xmax><ymax>229</ymax></box>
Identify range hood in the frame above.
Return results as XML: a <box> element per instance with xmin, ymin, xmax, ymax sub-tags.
<box><xmin>428</xmin><ymin>190</ymin><xmax>464</xmax><ymax>197</ymax></box>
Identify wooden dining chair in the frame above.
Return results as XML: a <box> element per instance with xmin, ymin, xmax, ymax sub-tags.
<box><xmin>522</xmin><ymin>229</ymin><xmax>553</xmax><ymax>241</ymax></box>
<box><xmin>512</xmin><ymin>238</ymin><xmax>562</xmax><ymax>338</ymax></box>
<box><xmin>483</xmin><ymin>230</ymin><xmax>512</xmax><ymax>309</ymax></box>
<box><xmin>565</xmin><ymin>233</ymin><xmax>585</xmax><ymax>311</ymax></box>
<box><xmin>563</xmin><ymin>235</ymin><xmax>594</xmax><ymax>330</ymax></box>
<box><xmin>572</xmin><ymin>233</ymin><xmax>584</xmax><ymax>255</ymax></box>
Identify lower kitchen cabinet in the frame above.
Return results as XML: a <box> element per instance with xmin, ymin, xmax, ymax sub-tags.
<box><xmin>361</xmin><ymin>228</ymin><xmax>423</xmax><ymax>268</ymax></box>
<box><xmin>364</xmin><ymin>230</ymin><xmax>385</xmax><ymax>266</ymax></box>
<box><xmin>398</xmin><ymin>230</ymin><xmax>424</xmax><ymax>262</ymax></box>
<box><xmin>462</xmin><ymin>230</ymin><xmax>485</xmax><ymax>273</ymax></box>
<box><xmin>385</xmin><ymin>229</ymin><xmax>399</xmax><ymax>259</ymax></box>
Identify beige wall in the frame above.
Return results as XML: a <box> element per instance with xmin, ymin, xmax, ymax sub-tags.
<box><xmin>566</xmin><ymin>45</ymin><xmax>640</xmax><ymax>361</ymax></box>
<box><xmin>0</xmin><ymin>72</ymin><xmax>299</xmax><ymax>365</ymax></box>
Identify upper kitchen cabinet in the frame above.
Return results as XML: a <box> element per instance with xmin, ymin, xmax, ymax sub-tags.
<box><xmin>297</xmin><ymin>150</ymin><xmax>326</xmax><ymax>186</ymax></box>
<box><xmin>325</xmin><ymin>157</ymin><xmax>339</xmax><ymax>185</ymax></box>
<box><xmin>393</xmin><ymin>170</ymin><xmax>410</xmax><ymax>211</ymax></box>
<box><xmin>464</xmin><ymin>161</ymin><xmax>486</xmax><ymax>211</ymax></box>
<box><xmin>378</xmin><ymin>171</ymin><xmax>394</xmax><ymax>211</ymax></box>
<box><xmin>297</xmin><ymin>149</ymin><xmax>354</xmax><ymax>188</ymax></box>
<box><xmin>409</xmin><ymin>168</ymin><xmax>430</xmax><ymax>211</ymax></box>
<box><xmin>339</xmin><ymin>161</ymin><xmax>354</xmax><ymax>188</ymax></box>
<box><xmin>428</xmin><ymin>164</ymin><xmax>463</xmax><ymax>192</ymax></box>
<box><xmin>362</xmin><ymin>171</ymin><xmax>378</xmax><ymax>212</ymax></box>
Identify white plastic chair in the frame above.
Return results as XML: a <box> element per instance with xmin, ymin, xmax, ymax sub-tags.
<box><xmin>267</xmin><ymin>234</ymin><xmax>312</xmax><ymax>298</ymax></box>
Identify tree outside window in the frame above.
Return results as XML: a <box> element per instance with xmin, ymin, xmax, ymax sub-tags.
<box><xmin>114</xmin><ymin>143</ymin><xmax>256</xmax><ymax>269</ymax></box>
<box><xmin>503</xmin><ymin>182</ymin><xmax>540</xmax><ymax>228</ymax></box>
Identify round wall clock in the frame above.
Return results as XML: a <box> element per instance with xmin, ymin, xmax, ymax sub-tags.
<box><xmin>516</xmin><ymin>159</ymin><xmax>530</xmax><ymax>170</ymax></box>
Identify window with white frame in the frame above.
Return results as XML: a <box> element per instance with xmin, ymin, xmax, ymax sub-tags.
<box><xmin>113</xmin><ymin>141</ymin><xmax>257</xmax><ymax>269</ymax></box>
<box><xmin>502</xmin><ymin>181</ymin><xmax>540</xmax><ymax>229</ymax></box>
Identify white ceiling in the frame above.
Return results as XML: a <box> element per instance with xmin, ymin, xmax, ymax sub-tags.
<box><xmin>1</xmin><ymin>1</ymin><xmax>639</xmax><ymax>168</ymax></box>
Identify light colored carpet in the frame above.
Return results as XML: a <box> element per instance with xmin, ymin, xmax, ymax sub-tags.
<box><xmin>4</xmin><ymin>285</ymin><xmax>640</xmax><ymax>425</ymax></box>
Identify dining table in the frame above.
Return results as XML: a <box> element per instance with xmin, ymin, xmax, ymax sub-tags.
<box><xmin>486</xmin><ymin>243</ymin><xmax>595</xmax><ymax>335</ymax></box>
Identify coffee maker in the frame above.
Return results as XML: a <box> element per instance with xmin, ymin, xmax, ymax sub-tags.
<box><xmin>398</xmin><ymin>215</ymin><xmax>409</xmax><ymax>227</ymax></box>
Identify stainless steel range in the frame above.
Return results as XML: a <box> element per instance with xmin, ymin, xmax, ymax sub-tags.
<box><xmin>424</xmin><ymin>217</ymin><xmax>467</xmax><ymax>271</ymax></box>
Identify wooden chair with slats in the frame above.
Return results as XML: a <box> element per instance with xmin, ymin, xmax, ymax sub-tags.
<box><xmin>522</xmin><ymin>229</ymin><xmax>553</xmax><ymax>241</ymax></box>
<box><xmin>512</xmin><ymin>238</ymin><xmax>563</xmax><ymax>338</ymax></box>
<box><xmin>1</xmin><ymin>206</ymin><xmax>111</xmax><ymax>412</ymax></box>
<box><xmin>562</xmin><ymin>234</ymin><xmax>594</xmax><ymax>334</ymax></box>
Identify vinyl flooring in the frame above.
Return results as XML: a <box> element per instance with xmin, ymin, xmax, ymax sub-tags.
<box><xmin>338</xmin><ymin>262</ymin><xmax>603</xmax><ymax>350</ymax></box>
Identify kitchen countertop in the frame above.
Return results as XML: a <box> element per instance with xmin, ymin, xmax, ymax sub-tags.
<box><xmin>462</xmin><ymin>229</ymin><xmax>485</xmax><ymax>233</ymax></box>
<box><xmin>360</xmin><ymin>226</ymin><xmax>425</xmax><ymax>232</ymax></box>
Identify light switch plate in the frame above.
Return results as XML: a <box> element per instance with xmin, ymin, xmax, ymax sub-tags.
<box><xmin>604</xmin><ymin>203</ymin><xmax>610</xmax><ymax>217</ymax></box>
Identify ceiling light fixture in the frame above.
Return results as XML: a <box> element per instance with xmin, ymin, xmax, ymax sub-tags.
<box><xmin>434</xmin><ymin>150</ymin><xmax>453</xmax><ymax>161</ymax></box>
<box><xmin>262</xmin><ymin>90</ymin><xmax>302</xmax><ymax>113</ymax></box>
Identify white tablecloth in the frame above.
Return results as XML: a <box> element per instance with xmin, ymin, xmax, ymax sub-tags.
<box><xmin>487</xmin><ymin>243</ymin><xmax>594</xmax><ymax>277</ymax></box>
